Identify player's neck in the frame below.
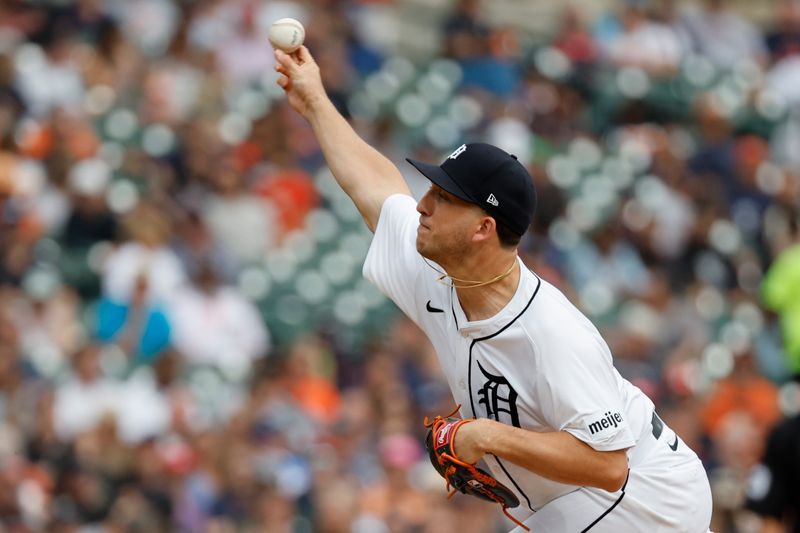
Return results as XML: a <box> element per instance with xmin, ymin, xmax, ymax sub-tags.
<box><xmin>448</xmin><ymin>254</ymin><xmax>521</xmax><ymax>322</ymax></box>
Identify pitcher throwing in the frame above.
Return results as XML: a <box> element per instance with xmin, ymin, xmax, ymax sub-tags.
<box><xmin>274</xmin><ymin>46</ymin><xmax>713</xmax><ymax>532</ymax></box>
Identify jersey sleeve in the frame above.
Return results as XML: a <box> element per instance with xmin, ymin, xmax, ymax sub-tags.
<box><xmin>363</xmin><ymin>194</ymin><xmax>424</xmax><ymax>325</ymax></box>
<box><xmin>534</xmin><ymin>329</ymin><xmax>636</xmax><ymax>452</ymax></box>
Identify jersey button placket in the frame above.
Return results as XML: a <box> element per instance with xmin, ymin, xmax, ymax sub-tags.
<box><xmin>455</xmin><ymin>332</ymin><xmax>471</xmax><ymax>407</ymax></box>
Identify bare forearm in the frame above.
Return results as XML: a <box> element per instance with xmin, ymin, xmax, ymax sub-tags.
<box><xmin>476</xmin><ymin>419</ymin><xmax>629</xmax><ymax>492</ymax></box>
<box><xmin>274</xmin><ymin>46</ymin><xmax>410</xmax><ymax>231</ymax></box>
<box><xmin>308</xmin><ymin>99</ymin><xmax>410</xmax><ymax>231</ymax></box>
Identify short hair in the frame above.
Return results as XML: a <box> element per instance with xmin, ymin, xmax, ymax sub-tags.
<box><xmin>496</xmin><ymin>219</ymin><xmax>522</xmax><ymax>248</ymax></box>
<box><xmin>478</xmin><ymin>208</ymin><xmax>522</xmax><ymax>248</ymax></box>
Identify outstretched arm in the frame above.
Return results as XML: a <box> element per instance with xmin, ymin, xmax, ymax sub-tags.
<box><xmin>274</xmin><ymin>47</ymin><xmax>411</xmax><ymax>232</ymax></box>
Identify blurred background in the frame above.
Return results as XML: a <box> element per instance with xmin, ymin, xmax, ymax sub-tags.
<box><xmin>1</xmin><ymin>0</ymin><xmax>799</xmax><ymax>531</ymax></box>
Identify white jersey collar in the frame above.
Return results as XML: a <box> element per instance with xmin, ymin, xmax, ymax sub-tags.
<box><xmin>450</xmin><ymin>257</ymin><xmax>540</xmax><ymax>339</ymax></box>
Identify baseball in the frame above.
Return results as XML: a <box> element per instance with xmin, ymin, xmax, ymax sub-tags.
<box><xmin>268</xmin><ymin>18</ymin><xmax>305</xmax><ymax>53</ymax></box>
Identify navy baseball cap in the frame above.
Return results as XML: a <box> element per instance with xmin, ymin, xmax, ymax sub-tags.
<box><xmin>407</xmin><ymin>143</ymin><xmax>536</xmax><ymax>236</ymax></box>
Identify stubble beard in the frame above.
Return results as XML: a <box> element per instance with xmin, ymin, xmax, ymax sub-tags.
<box><xmin>416</xmin><ymin>231</ymin><xmax>470</xmax><ymax>272</ymax></box>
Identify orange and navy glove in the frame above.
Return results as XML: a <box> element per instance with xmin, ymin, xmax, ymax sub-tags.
<box><xmin>424</xmin><ymin>408</ymin><xmax>528</xmax><ymax>530</ymax></box>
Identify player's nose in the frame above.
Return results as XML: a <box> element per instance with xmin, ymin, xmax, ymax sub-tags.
<box><xmin>417</xmin><ymin>190</ymin><xmax>432</xmax><ymax>216</ymax></box>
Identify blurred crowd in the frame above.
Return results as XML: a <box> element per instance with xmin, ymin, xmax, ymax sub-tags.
<box><xmin>0</xmin><ymin>0</ymin><xmax>799</xmax><ymax>531</ymax></box>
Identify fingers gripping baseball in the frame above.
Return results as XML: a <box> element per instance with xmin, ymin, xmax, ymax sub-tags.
<box><xmin>274</xmin><ymin>46</ymin><xmax>325</xmax><ymax>119</ymax></box>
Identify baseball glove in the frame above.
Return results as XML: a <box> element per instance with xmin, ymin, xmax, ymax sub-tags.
<box><xmin>424</xmin><ymin>407</ymin><xmax>528</xmax><ymax>531</ymax></box>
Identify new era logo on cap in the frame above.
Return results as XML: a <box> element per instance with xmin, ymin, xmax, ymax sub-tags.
<box><xmin>406</xmin><ymin>143</ymin><xmax>537</xmax><ymax>236</ymax></box>
<box><xmin>448</xmin><ymin>144</ymin><xmax>467</xmax><ymax>160</ymax></box>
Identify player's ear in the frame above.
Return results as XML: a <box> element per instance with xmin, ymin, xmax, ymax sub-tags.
<box><xmin>472</xmin><ymin>214</ymin><xmax>496</xmax><ymax>244</ymax></box>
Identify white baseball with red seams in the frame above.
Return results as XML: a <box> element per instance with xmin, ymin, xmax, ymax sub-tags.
<box><xmin>268</xmin><ymin>18</ymin><xmax>305</xmax><ymax>53</ymax></box>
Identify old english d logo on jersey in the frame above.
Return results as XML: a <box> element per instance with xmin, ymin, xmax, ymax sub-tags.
<box><xmin>476</xmin><ymin>360</ymin><xmax>520</xmax><ymax>427</ymax></box>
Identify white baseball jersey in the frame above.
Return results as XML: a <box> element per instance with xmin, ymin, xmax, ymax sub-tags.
<box><xmin>363</xmin><ymin>194</ymin><xmax>712</xmax><ymax>531</ymax></box>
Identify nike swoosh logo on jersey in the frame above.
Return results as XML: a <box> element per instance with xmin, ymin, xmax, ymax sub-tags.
<box><xmin>426</xmin><ymin>300</ymin><xmax>444</xmax><ymax>313</ymax></box>
<box><xmin>668</xmin><ymin>435</ymin><xmax>679</xmax><ymax>451</ymax></box>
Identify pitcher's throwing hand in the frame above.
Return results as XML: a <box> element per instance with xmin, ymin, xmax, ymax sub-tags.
<box><xmin>274</xmin><ymin>47</ymin><xmax>326</xmax><ymax>121</ymax></box>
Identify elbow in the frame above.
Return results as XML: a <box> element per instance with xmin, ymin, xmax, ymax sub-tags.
<box><xmin>600</xmin><ymin>456</ymin><xmax>629</xmax><ymax>493</ymax></box>
<box><xmin>604</xmin><ymin>468</ymin><xmax>628</xmax><ymax>493</ymax></box>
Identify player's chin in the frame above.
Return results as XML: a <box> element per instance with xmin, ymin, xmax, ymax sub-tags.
<box><xmin>415</xmin><ymin>234</ymin><xmax>431</xmax><ymax>258</ymax></box>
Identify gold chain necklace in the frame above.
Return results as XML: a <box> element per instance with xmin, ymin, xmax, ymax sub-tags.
<box><xmin>424</xmin><ymin>258</ymin><xmax>518</xmax><ymax>289</ymax></box>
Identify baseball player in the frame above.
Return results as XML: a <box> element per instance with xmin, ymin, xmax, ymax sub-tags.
<box><xmin>274</xmin><ymin>46</ymin><xmax>713</xmax><ymax>532</ymax></box>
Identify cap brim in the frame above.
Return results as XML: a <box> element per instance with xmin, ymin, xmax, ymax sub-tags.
<box><xmin>406</xmin><ymin>158</ymin><xmax>474</xmax><ymax>204</ymax></box>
